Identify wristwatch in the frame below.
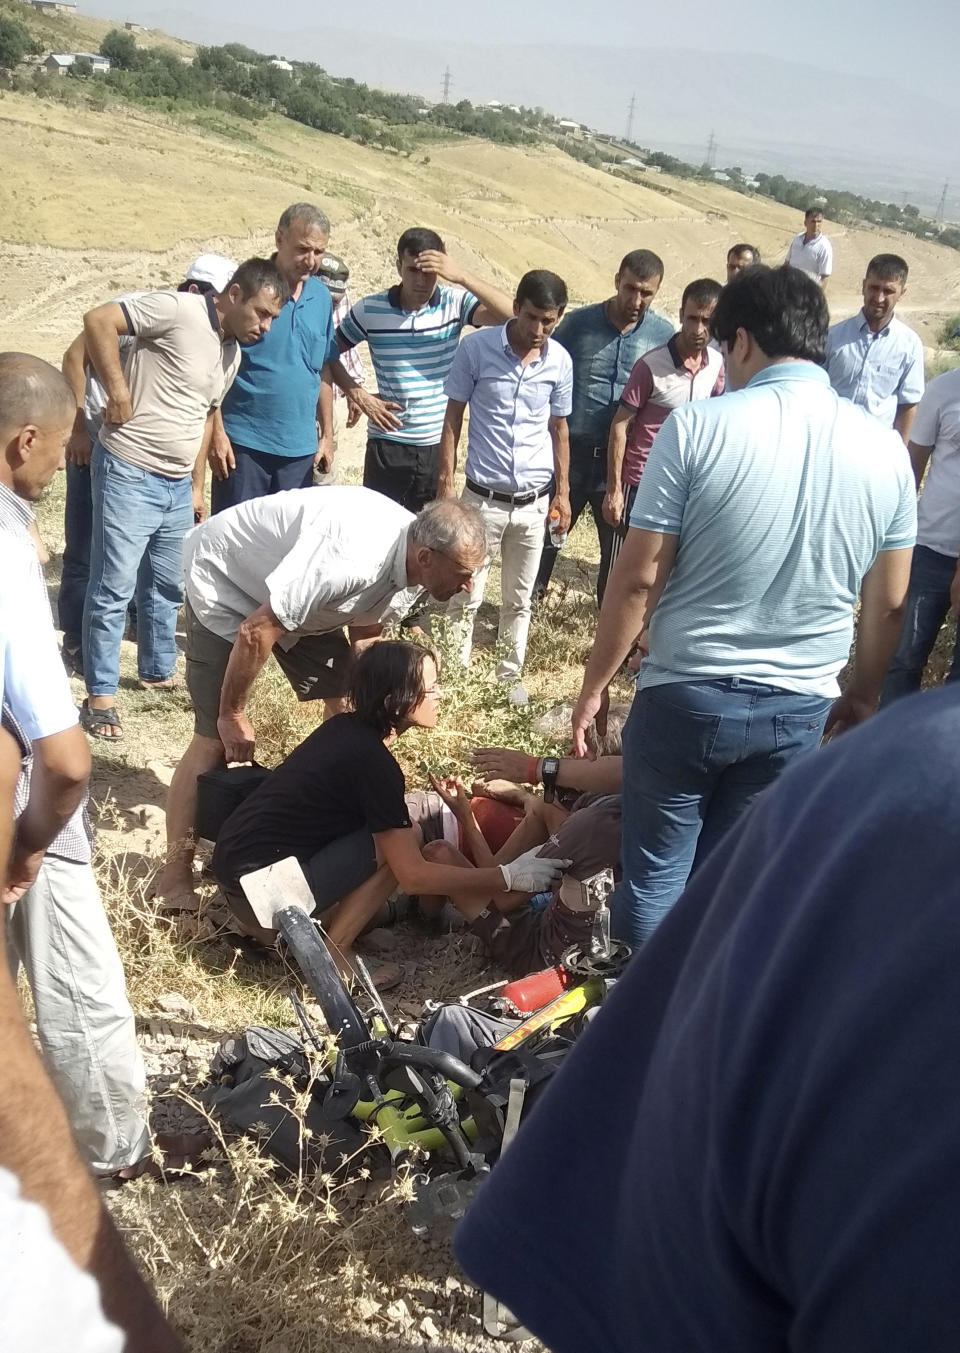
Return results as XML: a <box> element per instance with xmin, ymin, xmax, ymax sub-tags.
<box><xmin>541</xmin><ymin>757</ymin><xmax>561</xmax><ymax>804</ymax></box>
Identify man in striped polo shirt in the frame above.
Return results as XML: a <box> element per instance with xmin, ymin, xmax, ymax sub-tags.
<box><xmin>603</xmin><ymin>278</ymin><xmax>725</xmax><ymax>583</ymax></box>
<box><xmin>336</xmin><ymin>227</ymin><xmax>513</xmax><ymax>512</ymax></box>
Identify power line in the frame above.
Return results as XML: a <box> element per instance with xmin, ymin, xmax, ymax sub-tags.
<box><xmin>936</xmin><ymin>179</ymin><xmax>949</xmax><ymax>224</ymax></box>
<box><xmin>625</xmin><ymin>92</ymin><xmax>636</xmax><ymax>144</ymax></box>
<box><xmin>441</xmin><ymin>66</ymin><xmax>452</xmax><ymax>103</ymax></box>
<box><xmin>705</xmin><ymin>129</ymin><xmax>716</xmax><ymax>169</ymax></box>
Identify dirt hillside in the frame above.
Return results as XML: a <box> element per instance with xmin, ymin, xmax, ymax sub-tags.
<box><xmin>3</xmin><ymin>90</ymin><xmax>960</xmax><ymax>370</ymax></box>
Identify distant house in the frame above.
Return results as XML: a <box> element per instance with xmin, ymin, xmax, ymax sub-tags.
<box><xmin>557</xmin><ymin>119</ymin><xmax>579</xmax><ymax>132</ymax></box>
<box><xmin>45</xmin><ymin>52</ymin><xmax>111</xmax><ymax>75</ymax></box>
<box><xmin>713</xmin><ymin>171</ymin><xmax>731</xmax><ymax>183</ymax></box>
<box><xmin>744</xmin><ymin>177</ymin><xmax>760</xmax><ymax>191</ymax></box>
<box><xmin>32</xmin><ymin>0</ymin><xmax>76</xmax><ymax>13</ymax></box>
<box><xmin>622</xmin><ymin>156</ymin><xmax>647</xmax><ymax>169</ymax></box>
<box><xmin>486</xmin><ymin>100</ymin><xmax>502</xmax><ymax>109</ymax></box>
<box><xmin>124</xmin><ymin>21</ymin><xmax>145</xmax><ymax>32</ymax></box>
<box><xmin>269</xmin><ymin>58</ymin><xmax>293</xmax><ymax>72</ymax></box>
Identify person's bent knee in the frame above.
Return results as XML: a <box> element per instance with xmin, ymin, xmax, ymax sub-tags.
<box><xmin>422</xmin><ymin>838</ymin><xmax>458</xmax><ymax>864</ymax></box>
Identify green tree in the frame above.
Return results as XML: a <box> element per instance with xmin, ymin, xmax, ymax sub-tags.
<box><xmin>0</xmin><ymin>16</ymin><xmax>31</xmax><ymax>71</ymax></box>
<box><xmin>100</xmin><ymin>29</ymin><xmax>139</xmax><ymax>70</ymax></box>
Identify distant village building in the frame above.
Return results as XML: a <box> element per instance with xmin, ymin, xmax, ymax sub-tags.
<box><xmin>557</xmin><ymin>119</ymin><xmax>579</xmax><ymax>132</ymax></box>
<box><xmin>31</xmin><ymin>0</ymin><xmax>76</xmax><ymax>14</ymax></box>
<box><xmin>124</xmin><ymin>21</ymin><xmax>145</xmax><ymax>32</ymax></box>
<box><xmin>45</xmin><ymin>51</ymin><xmax>111</xmax><ymax>75</ymax></box>
<box><xmin>713</xmin><ymin>171</ymin><xmax>731</xmax><ymax>183</ymax></box>
<box><xmin>622</xmin><ymin>156</ymin><xmax>647</xmax><ymax>169</ymax></box>
<box><xmin>269</xmin><ymin>58</ymin><xmax>293</xmax><ymax>72</ymax></box>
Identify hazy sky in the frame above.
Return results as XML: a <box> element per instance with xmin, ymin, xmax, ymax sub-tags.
<box><xmin>87</xmin><ymin>0</ymin><xmax>960</xmax><ymax>108</ymax></box>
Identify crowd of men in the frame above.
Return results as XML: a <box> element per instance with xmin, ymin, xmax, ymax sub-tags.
<box><xmin>3</xmin><ymin>195</ymin><xmax>960</xmax><ymax>1346</ymax></box>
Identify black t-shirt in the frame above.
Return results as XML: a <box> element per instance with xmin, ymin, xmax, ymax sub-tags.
<box><xmin>212</xmin><ymin>713</ymin><xmax>410</xmax><ymax>885</ymax></box>
<box><xmin>457</xmin><ymin>684</ymin><xmax>960</xmax><ymax>1352</ymax></box>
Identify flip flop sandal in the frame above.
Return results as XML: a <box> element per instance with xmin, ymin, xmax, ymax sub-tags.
<box><xmin>79</xmin><ymin>699</ymin><xmax>123</xmax><ymax>740</ymax></box>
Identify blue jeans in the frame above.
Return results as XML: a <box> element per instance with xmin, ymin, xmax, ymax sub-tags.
<box><xmin>59</xmin><ymin>459</ymin><xmax>93</xmax><ymax>651</ymax></box>
<box><xmin>880</xmin><ymin>544</ymin><xmax>960</xmax><ymax>705</ymax></box>
<box><xmin>83</xmin><ymin>444</ymin><xmax>193</xmax><ymax>694</ymax></box>
<box><xmin>612</xmin><ymin>678</ymin><xmax>832</xmax><ymax>948</ymax></box>
<box><xmin>211</xmin><ymin>443</ymin><xmax>315</xmax><ymax>514</ymax></box>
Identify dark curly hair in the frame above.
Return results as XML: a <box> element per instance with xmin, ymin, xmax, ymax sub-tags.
<box><xmin>349</xmin><ymin>641</ymin><xmax>436</xmax><ymax>737</ymax></box>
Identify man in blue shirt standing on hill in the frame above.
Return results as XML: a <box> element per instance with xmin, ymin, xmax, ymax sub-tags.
<box><xmin>573</xmin><ymin>265</ymin><xmax>916</xmax><ymax>948</ymax></box>
<box><xmin>533</xmin><ymin>249</ymin><xmax>673</xmax><ymax>606</ymax></box>
<box><xmin>209</xmin><ymin>203</ymin><xmax>395</xmax><ymax>510</ymax></box>
<box><xmin>825</xmin><ymin>252</ymin><xmax>924</xmax><ymax>444</ymax></box>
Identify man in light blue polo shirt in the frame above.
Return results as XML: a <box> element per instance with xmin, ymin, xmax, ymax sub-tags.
<box><xmin>825</xmin><ymin>253</ymin><xmax>924</xmax><ymax>443</ymax></box>
<box><xmin>209</xmin><ymin>203</ymin><xmax>395</xmax><ymax>512</ymax></box>
<box><xmin>532</xmin><ymin>249</ymin><xmax>674</xmax><ymax>606</ymax></box>
<box><xmin>439</xmin><ymin>270</ymin><xmax>573</xmax><ymax>701</ymax></box>
<box><xmin>573</xmin><ymin>265</ymin><xmax>916</xmax><ymax>947</ymax></box>
<box><xmin>337</xmin><ymin>226</ymin><xmax>513</xmax><ymax>513</ymax></box>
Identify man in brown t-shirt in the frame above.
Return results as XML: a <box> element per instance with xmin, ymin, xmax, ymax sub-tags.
<box><xmin>79</xmin><ymin>257</ymin><xmax>288</xmax><ymax>740</ymax></box>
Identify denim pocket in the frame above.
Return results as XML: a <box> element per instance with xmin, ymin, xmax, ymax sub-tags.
<box><xmin>774</xmin><ymin>703</ymin><xmax>831</xmax><ymax>752</ymax></box>
<box><xmin>102</xmin><ymin>450</ymin><xmax>147</xmax><ymax>485</ymax></box>
<box><xmin>636</xmin><ymin>689</ymin><xmax>722</xmax><ymax>781</ymax></box>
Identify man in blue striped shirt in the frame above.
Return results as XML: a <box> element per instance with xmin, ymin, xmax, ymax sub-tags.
<box><xmin>337</xmin><ymin>227</ymin><xmax>513</xmax><ymax>512</ymax></box>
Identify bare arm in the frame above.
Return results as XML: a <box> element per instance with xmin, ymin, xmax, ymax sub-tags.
<box><xmin>5</xmin><ymin>724</ymin><xmax>89</xmax><ymax>904</ymax></box>
<box><xmin>217</xmin><ymin>604</ymin><xmax>287</xmax><ymax>762</ymax></box>
<box><xmin>548</xmin><ymin>415</ymin><xmax>571</xmax><ymax>532</ymax></box>
<box><xmin>893</xmin><ymin>404</ymin><xmax>918</xmax><ymax>448</ymax></box>
<box><xmin>603</xmin><ymin>405</ymin><xmax>634</xmax><ymax>525</ymax></box>
<box><xmin>823</xmin><ymin>546</ymin><xmax>913</xmax><ymax>739</ymax></box>
<box><xmin>437</xmin><ymin>399</ymin><xmax>466</xmax><ymax>498</ymax></box>
<box><xmin>907</xmin><ymin>440</ymin><xmax>932</xmax><ymax>491</ymax></box>
<box><xmin>192</xmin><ymin>412</ymin><xmax>213</xmax><ymax>523</ymax></box>
<box><xmin>62</xmin><ymin>332</ymin><xmax>93</xmax><ymax>467</ymax></box>
<box><xmin>471</xmin><ymin>747</ymin><xmax>622</xmax><ymax>793</ymax></box>
<box><xmin>375</xmin><ymin>826</ymin><xmax>516</xmax><ymax>916</ymax></box>
<box><xmin>416</xmin><ymin>250</ymin><xmax>513</xmax><ymax>326</ymax></box>
<box><xmin>316</xmin><ymin>366</ymin><xmax>334</xmax><ymax>472</ymax></box>
<box><xmin>82</xmin><ymin>302</ymin><xmax>132</xmax><ymax>425</ymax></box>
<box><xmin>207</xmin><ymin>406</ymin><xmax>235</xmax><ymax>482</ymax></box>
<box><xmin>328</xmin><ymin>357</ymin><xmax>403</xmax><ymax>433</ymax></box>
<box><xmin>572</xmin><ymin>527</ymin><xmax>679</xmax><ymax>755</ymax></box>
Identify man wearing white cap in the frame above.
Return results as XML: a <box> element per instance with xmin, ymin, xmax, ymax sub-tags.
<box><xmin>78</xmin><ymin>257</ymin><xmax>288</xmax><ymax>740</ymax></box>
<box><xmin>58</xmin><ymin>253</ymin><xmax>237</xmax><ymax>677</ymax></box>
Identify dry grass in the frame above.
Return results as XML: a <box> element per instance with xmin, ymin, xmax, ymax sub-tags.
<box><xmin>67</xmin><ymin>502</ymin><xmax>615</xmax><ymax>1353</ymax></box>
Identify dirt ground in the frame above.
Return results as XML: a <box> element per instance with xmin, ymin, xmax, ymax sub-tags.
<box><xmin>8</xmin><ymin>80</ymin><xmax>960</xmax><ymax>1351</ymax></box>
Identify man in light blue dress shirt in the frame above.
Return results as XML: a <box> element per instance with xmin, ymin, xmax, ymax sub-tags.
<box><xmin>825</xmin><ymin>253</ymin><xmax>924</xmax><ymax>443</ymax></box>
<box><xmin>438</xmin><ymin>270</ymin><xmax>573</xmax><ymax>701</ymax></box>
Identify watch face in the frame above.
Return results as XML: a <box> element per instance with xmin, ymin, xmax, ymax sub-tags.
<box><xmin>544</xmin><ymin>758</ymin><xmax>560</xmax><ymax>776</ymax></box>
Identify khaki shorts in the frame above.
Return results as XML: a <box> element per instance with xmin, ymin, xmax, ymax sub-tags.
<box><xmin>184</xmin><ymin>600</ymin><xmax>352</xmax><ymax>739</ymax></box>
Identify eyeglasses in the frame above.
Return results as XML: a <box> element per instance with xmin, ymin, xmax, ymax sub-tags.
<box><xmin>423</xmin><ymin>683</ymin><xmax>445</xmax><ymax>697</ymax></box>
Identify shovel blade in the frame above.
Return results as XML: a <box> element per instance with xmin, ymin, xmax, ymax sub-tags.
<box><xmin>240</xmin><ymin>856</ymin><xmax>316</xmax><ymax>930</ymax></box>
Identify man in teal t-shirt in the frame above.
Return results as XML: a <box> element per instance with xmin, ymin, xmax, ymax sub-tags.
<box><xmin>534</xmin><ymin>249</ymin><xmax>674</xmax><ymax>606</ymax></box>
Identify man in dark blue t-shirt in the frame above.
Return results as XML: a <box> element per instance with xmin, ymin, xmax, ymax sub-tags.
<box><xmin>456</xmin><ymin>685</ymin><xmax>960</xmax><ymax>1352</ymax></box>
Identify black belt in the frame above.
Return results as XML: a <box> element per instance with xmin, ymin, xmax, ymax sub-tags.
<box><xmin>465</xmin><ymin>477</ymin><xmax>552</xmax><ymax>507</ymax></box>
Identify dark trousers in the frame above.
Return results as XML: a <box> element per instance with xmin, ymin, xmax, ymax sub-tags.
<box><xmin>59</xmin><ymin>459</ymin><xmax>92</xmax><ymax>650</ymax></box>
<box><xmin>880</xmin><ymin>544</ymin><xmax>960</xmax><ymax>705</ymax></box>
<box><xmin>211</xmin><ymin>443</ymin><xmax>315</xmax><ymax>515</ymax></box>
<box><xmin>534</xmin><ymin>441</ymin><xmax>615</xmax><ymax>607</ymax></box>
<box><xmin>363</xmin><ymin>437</ymin><xmax>441</xmax><ymax>513</ymax></box>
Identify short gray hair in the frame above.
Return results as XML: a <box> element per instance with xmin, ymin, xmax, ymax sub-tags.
<box><xmin>411</xmin><ymin>499</ymin><xmax>487</xmax><ymax>560</ymax></box>
<box><xmin>277</xmin><ymin>202</ymin><xmax>330</xmax><ymax>236</ymax></box>
<box><xmin>0</xmin><ymin>352</ymin><xmax>74</xmax><ymax>435</ymax></box>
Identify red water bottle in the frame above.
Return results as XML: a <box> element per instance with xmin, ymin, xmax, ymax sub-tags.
<box><xmin>500</xmin><ymin>965</ymin><xmax>568</xmax><ymax>1012</ymax></box>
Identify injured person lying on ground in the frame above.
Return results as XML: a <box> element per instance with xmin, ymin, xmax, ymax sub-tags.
<box><xmin>209</xmin><ymin>641</ymin><xmax>570</xmax><ymax>986</ymax></box>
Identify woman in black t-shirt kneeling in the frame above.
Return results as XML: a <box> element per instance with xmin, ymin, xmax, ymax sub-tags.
<box><xmin>212</xmin><ymin>641</ymin><xmax>567</xmax><ymax>979</ymax></box>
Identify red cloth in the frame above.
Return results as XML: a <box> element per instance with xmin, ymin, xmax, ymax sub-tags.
<box><xmin>466</xmin><ymin>797</ymin><xmax>523</xmax><ymax>855</ymax></box>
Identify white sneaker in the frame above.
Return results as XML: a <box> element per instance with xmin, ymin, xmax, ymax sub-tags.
<box><xmin>507</xmin><ymin>682</ymin><xmax>529</xmax><ymax>707</ymax></box>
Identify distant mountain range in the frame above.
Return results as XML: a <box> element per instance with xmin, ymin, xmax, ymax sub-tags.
<box><xmin>101</xmin><ymin>8</ymin><xmax>960</xmax><ymax>219</ymax></box>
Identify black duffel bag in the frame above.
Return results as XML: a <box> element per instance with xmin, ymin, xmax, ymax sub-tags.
<box><xmin>195</xmin><ymin>763</ymin><xmax>271</xmax><ymax>842</ymax></box>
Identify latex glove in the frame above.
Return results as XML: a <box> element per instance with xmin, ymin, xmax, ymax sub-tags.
<box><xmin>499</xmin><ymin>849</ymin><xmax>571</xmax><ymax>895</ymax></box>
